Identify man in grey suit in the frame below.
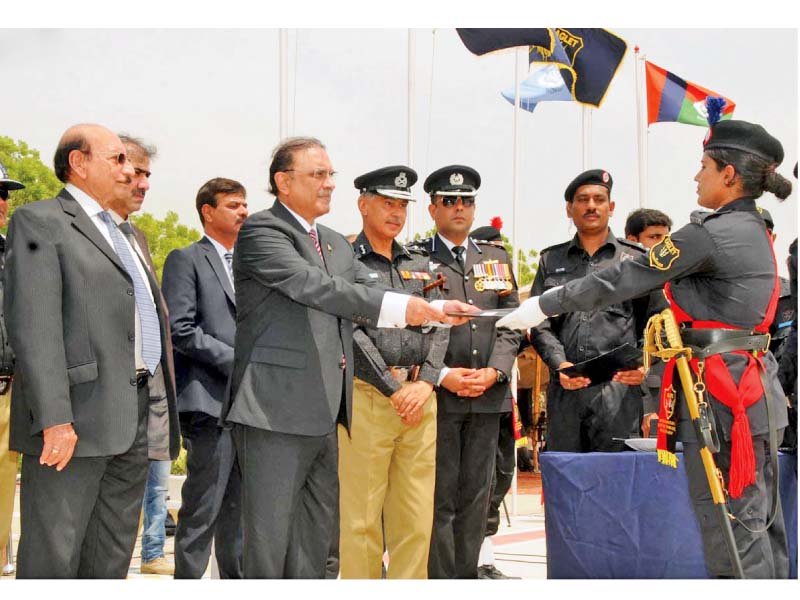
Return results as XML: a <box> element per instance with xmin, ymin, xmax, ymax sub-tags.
<box><xmin>4</xmin><ymin>124</ymin><xmax>180</xmax><ymax>578</ymax></box>
<box><xmin>162</xmin><ymin>177</ymin><xmax>248</xmax><ymax>578</ymax></box>
<box><xmin>222</xmin><ymin>137</ymin><xmax>474</xmax><ymax>578</ymax></box>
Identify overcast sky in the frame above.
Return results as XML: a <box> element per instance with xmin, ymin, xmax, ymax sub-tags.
<box><xmin>2</xmin><ymin>18</ymin><xmax>797</xmax><ymax>275</ymax></box>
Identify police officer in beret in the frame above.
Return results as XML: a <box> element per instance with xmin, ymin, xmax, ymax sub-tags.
<box><xmin>499</xmin><ymin>120</ymin><xmax>792</xmax><ymax>578</ymax></box>
<box><xmin>530</xmin><ymin>169</ymin><xmax>657</xmax><ymax>453</ymax></box>
<box><xmin>338</xmin><ymin>166</ymin><xmax>450</xmax><ymax>579</ymax></box>
<box><xmin>0</xmin><ymin>161</ymin><xmax>23</xmax><ymax>570</ymax></box>
<box><xmin>409</xmin><ymin>165</ymin><xmax>521</xmax><ymax>579</ymax></box>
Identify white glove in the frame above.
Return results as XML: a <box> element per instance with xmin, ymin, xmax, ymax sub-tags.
<box><xmin>496</xmin><ymin>296</ymin><xmax>548</xmax><ymax>330</ymax></box>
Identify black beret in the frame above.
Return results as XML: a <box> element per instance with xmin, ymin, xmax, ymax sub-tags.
<box><xmin>354</xmin><ymin>165</ymin><xmax>417</xmax><ymax>201</ymax></box>
<box><xmin>470</xmin><ymin>225</ymin><xmax>502</xmax><ymax>241</ymax></box>
<box><xmin>0</xmin><ymin>161</ymin><xmax>25</xmax><ymax>191</ymax></box>
<box><xmin>424</xmin><ymin>165</ymin><xmax>481</xmax><ymax>197</ymax></box>
<box><xmin>564</xmin><ymin>169</ymin><xmax>612</xmax><ymax>202</ymax></box>
<box><xmin>703</xmin><ymin>120</ymin><xmax>784</xmax><ymax>165</ymax></box>
<box><xmin>756</xmin><ymin>206</ymin><xmax>775</xmax><ymax>230</ymax></box>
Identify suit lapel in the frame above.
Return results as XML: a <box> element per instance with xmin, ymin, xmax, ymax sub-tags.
<box><xmin>199</xmin><ymin>238</ymin><xmax>236</xmax><ymax>306</ymax></box>
<box><xmin>433</xmin><ymin>234</ymin><xmax>459</xmax><ymax>273</ymax></box>
<box><xmin>270</xmin><ymin>200</ymin><xmax>326</xmax><ymax>271</ymax></box>
<box><xmin>59</xmin><ymin>189</ymin><xmax>127</xmax><ymax>276</ymax></box>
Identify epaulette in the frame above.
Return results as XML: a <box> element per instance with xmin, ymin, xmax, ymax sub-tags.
<box><xmin>472</xmin><ymin>239</ymin><xmax>506</xmax><ymax>249</ymax></box>
<box><xmin>616</xmin><ymin>238</ymin><xmax>647</xmax><ymax>254</ymax></box>
<box><xmin>690</xmin><ymin>209</ymin><xmax>714</xmax><ymax>225</ymax></box>
<box><xmin>404</xmin><ymin>237</ymin><xmax>431</xmax><ymax>253</ymax></box>
<box><xmin>405</xmin><ymin>243</ymin><xmax>429</xmax><ymax>256</ymax></box>
<box><xmin>538</xmin><ymin>240</ymin><xmax>571</xmax><ymax>257</ymax></box>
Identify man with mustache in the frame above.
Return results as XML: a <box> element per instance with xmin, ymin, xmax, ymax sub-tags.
<box><xmin>106</xmin><ymin>135</ymin><xmax>180</xmax><ymax>575</ymax></box>
<box><xmin>529</xmin><ymin>169</ymin><xmax>651</xmax><ymax>453</ymax></box>
<box><xmin>338</xmin><ymin>166</ymin><xmax>449</xmax><ymax>579</ymax></box>
<box><xmin>4</xmin><ymin>124</ymin><xmax>179</xmax><ymax>577</ymax></box>
<box><xmin>162</xmin><ymin>178</ymin><xmax>248</xmax><ymax>578</ymax></box>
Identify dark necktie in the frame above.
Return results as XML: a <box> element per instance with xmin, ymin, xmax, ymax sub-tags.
<box><xmin>453</xmin><ymin>245</ymin><xmax>466</xmax><ymax>271</ymax></box>
<box><xmin>99</xmin><ymin>212</ymin><xmax>161</xmax><ymax>375</ymax></box>
<box><xmin>224</xmin><ymin>251</ymin><xmax>234</xmax><ymax>286</ymax></box>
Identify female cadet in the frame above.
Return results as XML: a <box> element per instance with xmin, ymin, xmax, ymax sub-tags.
<box><xmin>497</xmin><ymin>120</ymin><xmax>793</xmax><ymax>578</ymax></box>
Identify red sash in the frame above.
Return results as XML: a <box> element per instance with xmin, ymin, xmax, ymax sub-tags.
<box><xmin>657</xmin><ymin>231</ymin><xmax>780</xmax><ymax>498</ymax></box>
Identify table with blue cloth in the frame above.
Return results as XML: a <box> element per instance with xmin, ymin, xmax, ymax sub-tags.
<box><xmin>540</xmin><ymin>451</ymin><xmax>798</xmax><ymax>578</ymax></box>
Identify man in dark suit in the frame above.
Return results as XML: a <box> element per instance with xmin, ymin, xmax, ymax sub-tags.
<box><xmin>109</xmin><ymin>134</ymin><xmax>178</xmax><ymax>576</ymax></box>
<box><xmin>4</xmin><ymin>124</ymin><xmax>179</xmax><ymax>578</ymax></box>
<box><xmin>222</xmin><ymin>137</ymin><xmax>474</xmax><ymax>578</ymax></box>
<box><xmin>162</xmin><ymin>177</ymin><xmax>248</xmax><ymax>579</ymax></box>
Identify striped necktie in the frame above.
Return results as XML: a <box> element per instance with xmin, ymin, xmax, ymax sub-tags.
<box><xmin>309</xmin><ymin>228</ymin><xmax>324</xmax><ymax>260</ymax></box>
<box><xmin>99</xmin><ymin>211</ymin><xmax>161</xmax><ymax>375</ymax></box>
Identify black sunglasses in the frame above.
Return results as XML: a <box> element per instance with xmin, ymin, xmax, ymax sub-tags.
<box><xmin>439</xmin><ymin>196</ymin><xmax>475</xmax><ymax>208</ymax></box>
<box><xmin>0</xmin><ymin>189</ymin><xmax>8</xmax><ymax>201</ymax></box>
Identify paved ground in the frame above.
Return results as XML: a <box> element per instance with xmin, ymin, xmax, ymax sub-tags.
<box><xmin>2</xmin><ymin>473</ymin><xmax>547</xmax><ymax>580</ymax></box>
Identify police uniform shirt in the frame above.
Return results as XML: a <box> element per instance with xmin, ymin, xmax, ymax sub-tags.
<box><xmin>351</xmin><ymin>232</ymin><xmax>449</xmax><ymax>397</ymax></box>
<box><xmin>538</xmin><ymin>197</ymin><xmax>789</xmax><ymax>439</ymax></box>
<box><xmin>531</xmin><ymin>229</ymin><xmax>652</xmax><ymax>371</ymax></box>
<box><xmin>409</xmin><ymin>233</ymin><xmax>521</xmax><ymax>413</ymax></box>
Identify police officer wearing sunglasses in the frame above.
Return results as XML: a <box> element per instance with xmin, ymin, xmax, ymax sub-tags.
<box><xmin>409</xmin><ymin>165</ymin><xmax>521</xmax><ymax>578</ymax></box>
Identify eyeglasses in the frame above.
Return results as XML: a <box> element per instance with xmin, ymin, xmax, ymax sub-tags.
<box><xmin>284</xmin><ymin>168</ymin><xmax>338</xmax><ymax>181</ymax></box>
<box><xmin>82</xmin><ymin>150</ymin><xmax>129</xmax><ymax>166</ymax></box>
<box><xmin>0</xmin><ymin>189</ymin><xmax>8</xmax><ymax>201</ymax></box>
<box><xmin>438</xmin><ymin>196</ymin><xmax>476</xmax><ymax>208</ymax></box>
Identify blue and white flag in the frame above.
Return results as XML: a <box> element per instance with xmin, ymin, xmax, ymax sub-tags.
<box><xmin>501</xmin><ymin>64</ymin><xmax>573</xmax><ymax>112</ymax></box>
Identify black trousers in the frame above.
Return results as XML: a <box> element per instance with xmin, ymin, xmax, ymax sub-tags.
<box><xmin>16</xmin><ymin>382</ymin><xmax>149</xmax><ymax>579</ymax></box>
<box><xmin>232</xmin><ymin>424</ymin><xmax>338</xmax><ymax>578</ymax></box>
<box><xmin>485</xmin><ymin>412</ymin><xmax>516</xmax><ymax>538</ymax></box>
<box><xmin>683</xmin><ymin>435</ymin><xmax>790</xmax><ymax>578</ymax></box>
<box><xmin>428</xmin><ymin>411</ymin><xmax>500</xmax><ymax>579</ymax></box>
<box><xmin>174</xmin><ymin>411</ymin><xmax>243</xmax><ymax>579</ymax></box>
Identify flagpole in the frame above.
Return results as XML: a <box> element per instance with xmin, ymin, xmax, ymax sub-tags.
<box><xmin>279</xmin><ymin>29</ymin><xmax>289</xmax><ymax>140</ymax></box>
<box><xmin>406</xmin><ymin>29</ymin><xmax>416</xmax><ymax>243</ymax></box>
<box><xmin>581</xmin><ymin>106</ymin><xmax>592</xmax><ymax>169</ymax></box>
<box><xmin>510</xmin><ymin>45</ymin><xmax>524</xmax><ymax>518</ymax></box>
<box><xmin>634</xmin><ymin>46</ymin><xmax>647</xmax><ymax>207</ymax></box>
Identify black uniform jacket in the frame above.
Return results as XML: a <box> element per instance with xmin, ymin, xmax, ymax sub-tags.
<box><xmin>409</xmin><ymin>234</ymin><xmax>521</xmax><ymax>414</ymax></box>
<box><xmin>539</xmin><ymin>198</ymin><xmax>789</xmax><ymax>440</ymax></box>
<box><xmin>351</xmin><ymin>231</ymin><xmax>449</xmax><ymax>398</ymax></box>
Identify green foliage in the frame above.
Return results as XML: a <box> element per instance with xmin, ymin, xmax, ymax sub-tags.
<box><xmin>170</xmin><ymin>445</ymin><xmax>187</xmax><ymax>475</ymax></box>
<box><xmin>131</xmin><ymin>211</ymin><xmax>202</xmax><ymax>281</ymax></box>
<box><xmin>413</xmin><ymin>227</ymin><xmax>538</xmax><ymax>287</ymax></box>
<box><xmin>0</xmin><ymin>135</ymin><xmax>63</xmax><ymax>221</ymax></box>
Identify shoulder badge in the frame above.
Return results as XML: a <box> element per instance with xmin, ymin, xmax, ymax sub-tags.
<box><xmin>649</xmin><ymin>235</ymin><xmax>681</xmax><ymax>271</ymax></box>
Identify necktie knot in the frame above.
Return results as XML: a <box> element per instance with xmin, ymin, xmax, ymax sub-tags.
<box><xmin>453</xmin><ymin>245</ymin><xmax>465</xmax><ymax>269</ymax></box>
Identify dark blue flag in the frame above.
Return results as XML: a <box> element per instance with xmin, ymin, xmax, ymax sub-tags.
<box><xmin>457</xmin><ymin>28</ymin><xmax>627</xmax><ymax>108</ymax></box>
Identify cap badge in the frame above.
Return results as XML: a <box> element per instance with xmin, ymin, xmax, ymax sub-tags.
<box><xmin>602</xmin><ymin>171</ymin><xmax>609</xmax><ymax>183</ymax></box>
<box><xmin>395</xmin><ymin>172</ymin><xmax>408</xmax><ymax>188</ymax></box>
<box><xmin>450</xmin><ymin>173</ymin><xmax>464</xmax><ymax>186</ymax></box>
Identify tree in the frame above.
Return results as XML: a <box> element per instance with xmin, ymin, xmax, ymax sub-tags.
<box><xmin>413</xmin><ymin>227</ymin><xmax>539</xmax><ymax>288</ymax></box>
<box><xmin>131</xmin><ymin>211</ymin><xmax>201</xmax><ymax>281</ymax></box>
<box><xmin>0</xmin><ymin>135</ymin><xmax>63</xmax><ymax>222</ymax></box>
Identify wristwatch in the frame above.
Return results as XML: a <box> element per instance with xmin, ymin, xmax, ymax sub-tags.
<box><xmin>495</xmin><ymin>369</ymin><xmax>508</xmax><ymax>384</ymax></box>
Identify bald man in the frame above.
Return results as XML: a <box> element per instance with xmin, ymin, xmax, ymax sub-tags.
<box><xmin>4</xmin><ymin>124</ymin><xmax>180</xmax><ymax>578</ymax></box>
